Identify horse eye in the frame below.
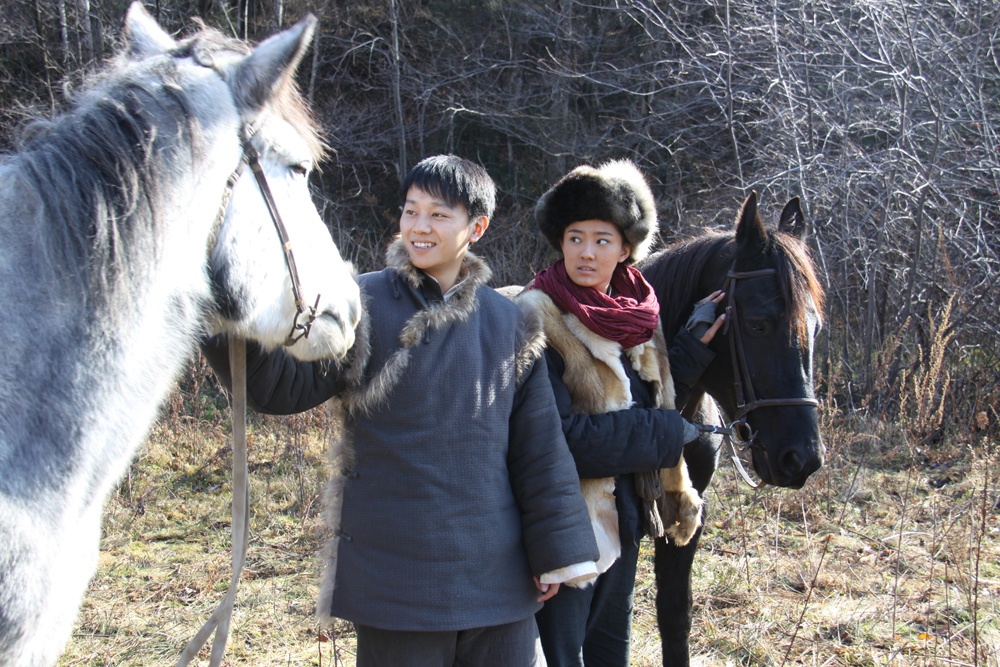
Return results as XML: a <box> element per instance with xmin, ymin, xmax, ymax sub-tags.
<box><xmin>745</xmin><ymin>320</ymin><xmax>771</xmax><ymax>336</ymax></box>
<box><xmin>291</xmin><ymin>164</ymin><xmax>309</xmax><ymax>176</ymax></box>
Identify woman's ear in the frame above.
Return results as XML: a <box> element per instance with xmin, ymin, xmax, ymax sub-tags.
<box><xmin>619</xmin><ymin>243</ymin><xmax>632</xmax><ymax>263</ymax></box>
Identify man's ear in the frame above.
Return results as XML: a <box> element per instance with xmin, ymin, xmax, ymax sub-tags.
<box><xmin>471</xmin><ymin>216</ymin><xmax>489</xmax><ymax>242</ymax></box>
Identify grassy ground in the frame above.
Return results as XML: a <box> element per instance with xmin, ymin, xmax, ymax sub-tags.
<box><xmin>57</xmin><ymin>375</ymin><xmax>999</xmax><ymax>666</ymax></box>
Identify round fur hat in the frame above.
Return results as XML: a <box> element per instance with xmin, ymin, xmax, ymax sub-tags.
<box><xmin>535</xmin><ymin>159</ymin><xmax>657</xmax><ymax>264</ymax></box>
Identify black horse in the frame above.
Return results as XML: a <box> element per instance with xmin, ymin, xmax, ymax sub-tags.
<box><xmin>638</xmin><ymin>192</ymin><xmax>826</xmax><ymax>666</ymax></box>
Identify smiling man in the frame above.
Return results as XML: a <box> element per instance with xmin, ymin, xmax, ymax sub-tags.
<box><xmin>397</xmin><ymin>160</ymin><xmax>489</xmax><ymax>293</ymax></box>
<box><xmin>202</xmin><ymin>154</ymin><xmax>599</xmax><ymax>667</ymax></box>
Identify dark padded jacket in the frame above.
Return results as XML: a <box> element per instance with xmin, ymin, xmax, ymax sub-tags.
<box><xmin>203</xmin><ymin>240</ymin><xmax>599</xmax><ymax>631</ymax></box>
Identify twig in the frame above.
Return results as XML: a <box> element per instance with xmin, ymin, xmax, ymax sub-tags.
<box><xmin>780</xmin><ymin>443</ymin><xmax>868</xmax><ymax>666</ymax></box>
<box><xmin>890</xmin><ymin>465</ymin><xmax>915</xmax><ymax>652</ymax></box>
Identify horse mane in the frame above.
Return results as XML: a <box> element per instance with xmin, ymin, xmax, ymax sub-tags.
<box><xmin>772</xmin><ymin>230</ymin><xmax>826</xmax><ymax>344</ymax></box>
<box><xmin>172</xmin><ymin>23</ymin><xmax>326</xmax><ymax>162</ymax></box>
<box><xmin>10</xmin><ymin>75</ymin><xmax>177</xmax><ymax>312</ymax></box>
<box><xmin>3</xmin><ymin>23</ymin><xmax>324</xmax><ymax>315</ymax></box>
<box><xmin>642</xmin><ymin>228</ymin><xmax>825</xmax><ymax>346</ymax></box>
<box><xmin>642</xmin><ymin>232</ymin><xmax>731</xmax><ymax>341</ymax></box>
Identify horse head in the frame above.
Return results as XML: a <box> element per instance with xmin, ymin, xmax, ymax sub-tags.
<box><xmin>701</xmin><ymin>192</ymin><xmax>825</xmax><ymax>488</ymax></box>
<box><xmin>124</xmin><ymin>3</ymin><xmax>361</xmax><ymax>362</ymax></box>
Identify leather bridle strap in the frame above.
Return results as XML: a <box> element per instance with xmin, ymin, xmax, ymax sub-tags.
<box><xmin>723</xmin><ymin>268</ymin><xmax>819</xmax><ymax>422</ymax></box>
<box><xmin>241</xmin><ymin>130</ymin><xmax>320</xmax><ymax>346</ymax></box>
<box><xmin>718</xmin><ymin>268</ymin><xmax>819</xmax><ymax>489</ymax></box>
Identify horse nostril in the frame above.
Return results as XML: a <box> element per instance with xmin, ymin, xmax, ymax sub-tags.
<box><xmin>778</xmin><ymin>449</ymin><xmax>804</xmax><ymax>478</ymax></box>
<box><xmin>319</xmin><ymin>307</ymin><xmax>342</xmax><ymax>328</ymax></box>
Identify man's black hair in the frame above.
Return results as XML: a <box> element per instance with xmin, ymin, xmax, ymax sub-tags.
<box><xmin>400</xmin><ymin>155</ymin><xmax>496</xmax><ymax>221</ymax></box>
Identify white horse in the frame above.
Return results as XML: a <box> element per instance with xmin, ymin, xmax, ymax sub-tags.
<box><xmin>0</xmin><ymin>5</ymin><xmax>361</xmax><ymax>665</ymax></box>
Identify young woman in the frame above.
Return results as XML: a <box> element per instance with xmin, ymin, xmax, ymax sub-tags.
<box><xmin>515</xmin><ymin>160</ymin><xmax>724</xmax><ymax>667</ymax></box>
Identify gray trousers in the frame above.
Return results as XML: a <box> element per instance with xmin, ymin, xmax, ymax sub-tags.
<box><xmin>355</xmin><ymin>616</ymin><xmax>546</xmax><ymax>667</ymax></box>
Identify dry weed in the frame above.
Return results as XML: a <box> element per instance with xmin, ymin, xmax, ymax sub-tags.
<box><xmin>57</xmin><ymin>365</ymin><xmax>999</xmax><ymax>667</ymax></box>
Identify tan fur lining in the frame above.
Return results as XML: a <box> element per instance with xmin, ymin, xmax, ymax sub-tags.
<box><xmin>515</xmin><ymin>289</ymin><xmax>701</xmax><ymax>573</ymax></box>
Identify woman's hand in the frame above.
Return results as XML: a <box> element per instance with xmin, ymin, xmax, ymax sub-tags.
<box><xmin>686</xmin><ymin>291</ymin><xmax>727</xmax><ymax>344</ymax></box>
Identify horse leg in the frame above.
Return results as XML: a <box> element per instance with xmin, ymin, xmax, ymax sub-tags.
<box><xmin>654</xmin><ymin>527</ymin><xmax>701</xmax><ymax>667</ymax></box>
<box><xmin>655</xmin><ymin>397</ymin><xmax>721</xmax><ymax>667</ymax></box>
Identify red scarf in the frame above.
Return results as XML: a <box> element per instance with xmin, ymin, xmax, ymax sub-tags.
<box><xmin>531</xmin><ymin>260</ymin><xmax>660</xmax><ymax>349</ymax></box>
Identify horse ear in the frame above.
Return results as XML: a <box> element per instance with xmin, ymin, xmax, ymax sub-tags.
<box><xmin>125</xmin><ymin>2</ymin><xmax>177</xmax><ymax>59</ymax></box>
<box><xmin>734</xmin><ymin>191</ymin><xmax>767</xmax><ymax>253</ymax></box>
<box><xmin>230</xmin><ymin>15</ymin><xmax>317</xmax><ymax>112</ymax></box>
<box><xmin>778</xmin><ymin>197</ymin><xmax>807</xmax><ymax>240</ymax></box>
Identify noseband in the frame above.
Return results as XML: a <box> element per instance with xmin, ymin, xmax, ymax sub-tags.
<box><xmin>211</xmin><ymin>124</ymin><xmax>320</xmax><ymax>346</ymax></box>
<box><xmin>713</xmin><ymin>267</ymin><xmax>819</xmax><ymax>486</ymax></box>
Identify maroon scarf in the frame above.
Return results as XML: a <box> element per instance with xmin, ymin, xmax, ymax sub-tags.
<box><xmin>531</xmin><ymin>259</ymin><xmax>660</xmax><ymax>349</ymax></box>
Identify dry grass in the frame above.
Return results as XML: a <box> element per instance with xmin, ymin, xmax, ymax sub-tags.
<box><xmin>57</xmin><ymin>373</ymin><xmax>999</xmax><ymax>666</ymax></box>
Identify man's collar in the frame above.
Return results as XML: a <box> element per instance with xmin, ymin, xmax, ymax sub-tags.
<box><xmin>384</xmin><ymin>238</ymin><xmax>492</xmax><ymax>300</ymax></box>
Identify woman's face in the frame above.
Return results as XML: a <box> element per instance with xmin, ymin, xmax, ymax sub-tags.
<box><xmin>559</xmin><ymin>219</ymin><xmax>630</xmax><ymax>293</ymax></box>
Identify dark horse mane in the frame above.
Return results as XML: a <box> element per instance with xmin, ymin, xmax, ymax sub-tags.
<box><xmin>641</xmin><ymin>228</ymin><xmax>825</xmax><ymax>346</ymax></box>
<box><xmin>10</xmin><ymin>77</ymin><xmax>178</xmax><ymax>306</ymax></box>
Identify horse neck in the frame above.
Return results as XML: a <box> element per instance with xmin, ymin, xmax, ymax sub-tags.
<box><xmin>651</xmin><ymin>236</ymin><xmax>734</xmax><ymax>342</ymax></box>
<box><xmin>0</xmin><ymin>79</ymin><xmax>242</xmax><ymax>512</ymax></box>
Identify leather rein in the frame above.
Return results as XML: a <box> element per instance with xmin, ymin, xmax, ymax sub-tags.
<box><xmin>179</xmin><ymin>126</ymin><xmax>319</xmax><ymax>667</ymax></box>
<box><xmin>700</xmin><ymin>267</ymin><xmax>819</xmax><ymax>488</ymax></box>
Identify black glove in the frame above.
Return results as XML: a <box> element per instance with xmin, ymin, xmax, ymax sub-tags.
<box><xmin>685</xmin><ymin>300</ymin><xmax>719</xmax><ymax>341</ymax></box>
<box><xmin>682</xmin><ymin>419</ymin><xmax>699</xmax><ymax>444</ymax></box>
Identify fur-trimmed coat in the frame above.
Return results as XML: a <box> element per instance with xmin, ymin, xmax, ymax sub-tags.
<box><xmin>202</xmin><ymin>240</ymin><xmax>599</xmax><ymax>631</ymax></box>
<box><xmin>515</xmin><ymin>288</ymin><xmax>706</xmax><ymax>577</ymax></box>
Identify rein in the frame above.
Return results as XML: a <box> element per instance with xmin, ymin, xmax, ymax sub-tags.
<box><xmin>713</xmin><ymin>268</ymin><xmax>820</xmax><ymax>488</ymax></box>
<box><xmin>177</xmin><ymin>340</ymin><xmax>249</xmax><ymax>667</ymax></box>
<box><xmin>180</xmin><ymin>127</ymin><xmax>318</xmax><ymax>666</ymax></box>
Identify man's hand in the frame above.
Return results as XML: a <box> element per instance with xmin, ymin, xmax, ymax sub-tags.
<box><xmin>533</xmin><ymin>577</ymin><xmax>560</xmax><ymax>602</ymax></box>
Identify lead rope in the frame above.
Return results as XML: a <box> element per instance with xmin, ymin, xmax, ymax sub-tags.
<box><xmin>725</xmin><ymin>433</ymin><xmax>763</xmax><ymax>489</ymax></box>
<box><xmin>177</xmin><ymin>339</ymin><xmax>251</xmax><ymax>667</ymax></box>
<box><xmin>693</xmin><ymin>421</ymin><xmax>763</xmax><ymax>489</ymax></box>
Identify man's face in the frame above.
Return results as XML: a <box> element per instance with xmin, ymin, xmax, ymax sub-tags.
<box><xmin>399</xmin><ymin>186</ymin><xmax>487</xmax><ymax>291</ymax></box>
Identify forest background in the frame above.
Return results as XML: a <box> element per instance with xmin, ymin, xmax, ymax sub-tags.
<box><xmin>1</xmin><ymin>0</ymin><xmax>998</xmax><ymax>664</ymax></box>
<box><xmin>3</xmin><ymin>0</ymin><xmax>998</xmax><ymax>431</ymax></box>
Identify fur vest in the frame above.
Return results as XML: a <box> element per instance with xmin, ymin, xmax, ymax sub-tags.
<box><xmin>516</xmin><ymin>288</ymin><xmax>702</xmax><ymax>576</ymax></box>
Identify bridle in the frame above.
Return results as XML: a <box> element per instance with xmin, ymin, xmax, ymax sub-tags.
<box><xmin>240</xmin><ymin>127</ymin><xmax>321</xmax><ymax>345</ymax></box>
<box><xmin>208</xmin><ymin>123</ymin><xmax>321</xmax><ymax>347</ymax></box>
<box><xmin>702</xmin><ymin>267</ymin><xmax>819</xmax><ymax>488</ymax></box>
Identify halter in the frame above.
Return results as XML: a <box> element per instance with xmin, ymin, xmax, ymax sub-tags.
<box><xmin>713</xmin><ymin>267</ymin><xmax>820</xmax><ymax>487</ymax></box>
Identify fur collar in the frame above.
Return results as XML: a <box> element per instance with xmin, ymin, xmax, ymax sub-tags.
<box><xmin>517</xmin><ymin>288</ymin><xmax>674</xmax><ymax>413</ymax></box>
<box><xmin>343</xmin><ymin>238</ymin><xmax>495</xmax><ymax>417</ymax></box>
<box><xmin>384</xmin><ymin>237</ymin><xmax>492</xmax><ymax>296</ymax></box>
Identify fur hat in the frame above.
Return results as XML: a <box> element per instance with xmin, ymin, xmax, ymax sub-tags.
<box><xmin>535</xmin><ymin>159</ymin><xmax>657</xmax><ymax>264</ymax></box>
